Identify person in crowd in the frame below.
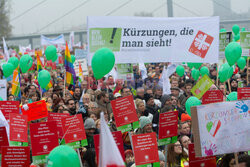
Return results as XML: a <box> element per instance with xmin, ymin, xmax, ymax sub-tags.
<box><xmin>135</xmin><ymin>87</ymin><xmax>145</xmax><ymax>100</ymax></box>
<box><xmin>179</xmin><ymin>135</ymin><xmax>191</xmax><ymax>155</ymax></box>
<box><xmin>179</xmin><ymin>122</ymin><xmax>191</xmax><ymax>138</ymax></box>
<box><xmin>144</xmin><ymin>93</ymin><xmax>160</xmax><ymax>116</ymax></box>
<box><xmin>167</xmin><ymin>141</ymin><xmax>189</xmax><ymax>167</ymax></box>
<box><xmin>136</xmin><ymin>116</ymin><xmax>153</xmax><ymax>134</ymax></box>
<box><xmin>66</xmin><ymin>99</ymin><xmax>77</xmax><ymax>115</ymax></box>
<box><xmin>84</xmin><ymin>118</ymin><xmax>98</xmax><ymax>149</ymax></box>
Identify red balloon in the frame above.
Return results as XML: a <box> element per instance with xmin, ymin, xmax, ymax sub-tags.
<box><xmin>233</xmin><ymin>66</ymin><xmax>239</xmax><ymax>74</ymax></box>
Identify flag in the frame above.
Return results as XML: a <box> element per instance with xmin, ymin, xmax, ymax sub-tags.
<box><xmin>37</xmin><ymin>55</ymin><xmax>44</xmax><ymax>72</ymax></box>
<box><xmin>79</xmin><ymin>62</ymin><xmax>84</xmax><ymax>83</ymax></box>
<box><xmin>65</xmin><ymin>42</ymin><xmax>76</xmax><ymax>85</ymax></box>
<box><xmin>2</xmin><ymin>37</ymin><xmax>9</xmax><ymax>61</ymax></box>
<box><xmin>99</xmin><ymin>112</ymin><xmax>125</xmax><ymax>167</ymax></box>
<box><xmin>139</xmin><ymin>63</ymin><xmax>147</xmax><ymax>80</ymax></box>
<box><xmin>45</xmin><ymin>80</ymin><xmax>53</xmax><ymax>90</ymax></box>
<box><xmin>11</xmin><ymin>67</ymin><xmax>21</xmax><ymax>97</ymax></box>
<box><xmin>159</xmin><ymin>64</ymin><xmax>177</xmax><ymax>95</ymax></box>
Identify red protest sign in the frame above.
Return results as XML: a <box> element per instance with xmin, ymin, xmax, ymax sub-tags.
<box><xmin>189</xmin><ymin>143</ymin><xmax>216</xmax><ymax>167</ymax></box>
<box><xmin>30</xmin><ymin>121</ymin><xmax>58</xmax><ymax>156</ymax></box>
<box><xmin>237</xmin><ymin>87</ymin><xmax>250</xmax><ymax>100</ymax></box>
<box><xmin>132</xmin><ymin>132</ymin><xmax>159</xmax><ymax>166</ymax></box>
<box><xmin>158</xmin><ymin>111</ymin><xmax>178</xmax><ymax>140</ymax></box>
<box><xmin>94</xmin><ymin>131</ymin><xmax>125</xmax><ymax>164</ymax></box>
<box><xmin>1</xmin><ymin>146</ymin><xmax>30</xmax><ymax>167</ymax></box>
<box><xmin>111</xmin><ymin>95</ymin><xmax>138</xmax><ymax>127</ymax></box>
<box><xmin>48</xmin><ymin>113</ymin><xmax>70</xmax><ymax>138</ymax></box>
<box><xmin>202</xmin><ymin>90</ymin><xmax>224</xmax><ymax>104</ymax></box>
<box><xmin>21</xmin><ymin>100</ymin><xmax>48</xmax><ymax>121</ymax></box>
<box><xmin>0</xmin><ymin>127</ymin><xmax>9</xmax><ymax>154</ymax></box>
<box><xmin>9</xmin><ymin>113</ymin><xmax>28</xmax><ymax>143</ymax></box>
<box><xmin>0</xmin><ymin>101</ymin><xmax>19</xmax><ymax>122</ymax></box>
<box><xmin>62</xmin><ymin>114</ymin><xmax>86</xmax><ymax>144</ymax></box>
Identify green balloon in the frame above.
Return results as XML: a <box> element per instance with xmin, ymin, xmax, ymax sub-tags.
<box><xmin>234</xmin><ymin>34</ymin><xmax>240</xmax><ymax>42</ymax></box>
<box><xmin>46</xmin><ymin>145</ymin><xmax>80</xmax><ymax>167</ymax></box>
<box><xmin>220</xmin><ymin>28</ymin><xmax>227</xmax><ymax>32</ymax></box>
<box><xmin>191</xmin><ymin>68</ymin><xmax>200</xmax><ymax>81</ymax></box>
<box><xmin>176</xmin><ymin>65</ymin><xmax>185</xmax><ymax>77</ymax></box>
<box><xmin>0</xmin><ymin>97</ymin><xmax>2</xmax><ymax>101</ymax></box>
<box><xmin>193</xmin><ymin>63</ymin><xmax>202</xmax><ymax>69</ymax></box>
<box><xmin>187</xmin><ymin>63</ymin><xmax>194</xmax><ymax>69</ymax></box>
<box><xmin>51</xmin><ymin>54</ymin><xmax>58</xmax><ymax>62</ymax></box>
<box><xmin>2</xmin><ymin>63</ymin><xmax>14</xmax><ymax>78</ymax></box>
<box><xmin>232</xmin><ymin>24</ymin><xmax>240</xmax><ymax>35</ymax></box>
<box><xmin>219</xmin><ymin>63</ymin><xmax>233</xmax><ymax>82</ymax></box>
<box><xmin>38</xmin><ymin>70</ymin><xmax>51</xmax><ymax>88</ymax></box>
<box><xmin>45</xmin><ymin>45</ymin><xmax>57</xmax><ymax>61</ymax></box>
<box><xmin>19</xmin><ymin>54</ymin><xmax>33</xmax><ymax>73</ymax></box>
<box><xmin>226</xmin><ymin>92</ymin><xmax>237</xmax><ymax>101</ymax></box>
<box><xmin>71</xmin><ymin>55</ymin><xmax>75</xmax><ymax>63</ymax></box>
<box><xmin>91</xmin><ymin>48</ymin><xmax>115</xmax><ymax>80</ymax></box>
<box><xmin>200</xmin><ymin>66</ymin><xmax>209</xmax><ymax>77</ymax></box>
<box><xmin>185</xmin><ymin>96</ymin><xmax>201</xmax><ymax>116</ymax></box>
<box><xmin>241</xmin><ymin>27</ymin><xmax>246</xmax><ymax>32</ymax></box>
<box><xmin>225</xmin><ymin>42</ymin><xmax>242</xmax><ymax>66</ymax></box>
<box><xmin>237</xmin><ymin>57</ymin><xmax>246</xmax><ymax>70</ymax></box>
<box><xmin>8</xmin><ymin>57</ymin><xmax>19</xmax><ymax>69</ymax></box>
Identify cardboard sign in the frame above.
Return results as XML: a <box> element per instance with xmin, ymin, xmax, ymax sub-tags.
<box><xmin>61</xmin><ymin>114</ymin><xmax>87</xmax><ymax>148</ymax></box>
<box><xmin>202</xmin><ymin>90</ymin><xmax>224</xmax><ymax>104</ymax></box>
<box><xmin>111</xmin><ymin>95</ymin><xmax>139</xmax><ymax>133</ymax></box>
<box><xmin>47</xmin><ymin>113</ymin><xmax>70</xmax><ymax>138</ymax></box>
<box><xmin>21</xmin><ymin>100</ymin><xmax>48</xmax><ymax>122</ymax></box>
<box><xmin>191</xmin><ymin>75</ymin><xmax>213</xmax><ymax>99</ymax></box>
<box><xmin>1</xmin><ymin>146</ymin><xmax>30</xmax><ymax>167</ymax></box>
<box><xmin>158</xmin><ymin>111</ymin><xmax>178</xmax><ymax>146</ymax></box>
<box><xmin>191</xmin><ymin>100</ymin><xmax>250</xmax><ymax>157</ymax></box>
<box><xmin>237</xmin><ymin>87</ymin><xmax>250</xmax><ymax>100</ymax></box>
<box><xmin>0</xmin><ymin>127</ymin><xmax>9</xmax><ymax>154</ymax></box>
<box><xmin>30</xmin><ymin>121</ymin><xmax>58</xmax><ymax>164</ymax></box>
<box><xmin>94</xmin><ymin>131</ymin><xmax>125</xmax><ymax>164</ymax></box>
<box><xmin>0</xmin><ymin>101</ymin><xmax>19</xmax><ymax>122</ymax></box>
<box><xmin>189</xmin><ymin>144</ymin><xmax>216</xmax><ymax>167</ymax></box>
<box><xmin>132</xmin><ymin>132</ymin><xmax>159</xmax><ymax>166</ymax></box>
<box><xmin>9</xmin><ymin>113</ymin><xmax>28</xmax><ymax>146</ymax></box>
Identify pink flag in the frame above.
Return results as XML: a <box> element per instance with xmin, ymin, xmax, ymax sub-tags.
<box><xmin>99</xmin><ymin>112</ymin><xmax>125</xmax><ymax>167</ymax></box>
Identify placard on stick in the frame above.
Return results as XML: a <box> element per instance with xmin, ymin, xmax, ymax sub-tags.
<box><xmin>0</xmin><ymin>101</ymin><xmax>19</xmax><ymax>123</ymax></box>
<box><xmin>191</xmin><ymin>75</ymin><xmax>213</xmax><ymax>99</ymax></box>
<box><xmin>0</xmin><ymin>127</ymin><xmax>9</xmax><ymax>155</ymax></box>
<box><xmin>47</xmin><ymin>113</ymin><xmax>69</xmax><ymax>138</ymax></box>
<box><xmin>202</xmin><ymin>90</ymin><xmax>224</xmax><ymax>104</ymax></box>
<box><xmin>237</xmin><ymin>87</ymin><xmax>250</xmax><ymax>100</ymax></box>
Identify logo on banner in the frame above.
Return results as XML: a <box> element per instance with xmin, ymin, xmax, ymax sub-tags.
<box><xmin>189</xmin><ymin>30</ymin><xmax>214</xmax><ymax>58</ymax></box>
<box><xmin>43</xmin><ymin>145</ymin><xmax>48</xmax><ymax>151</ymax></box>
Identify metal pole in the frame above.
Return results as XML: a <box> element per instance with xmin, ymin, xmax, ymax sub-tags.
<box><xmin>167</xmin><ymin>0</ymin><xmax>173</xmax><ymax>17</ymax></box>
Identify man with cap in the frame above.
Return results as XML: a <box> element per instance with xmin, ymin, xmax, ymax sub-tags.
<box><xmin>144</xmin><ymin>93</ymin><xmax>160</xmax><ymax>116</ymax></box>
<box><xmin>136</xmin><ymin>116</ymin><xmax>153</xmax><ymax>134</ymax></box>
<box><xmin>84</xmin><ymin>118</ymin><xmax>98</xmax><ymax>149</ymax></box>
<box><xmin>170</xmin><ymin>87</ymin><xmax>187</xmax><ymax>109</ymax></box>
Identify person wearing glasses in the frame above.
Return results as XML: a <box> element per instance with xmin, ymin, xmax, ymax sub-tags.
<box><xmin>167</xmin><ymin>141</ymin><xmax>189</xmax><ymax>167</ymax></box>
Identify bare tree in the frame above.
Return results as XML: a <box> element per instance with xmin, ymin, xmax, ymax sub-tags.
<box><xmin>0</xmin><ymin>0</ymin><xmax>12</xmax><ymax>37</ymax></box>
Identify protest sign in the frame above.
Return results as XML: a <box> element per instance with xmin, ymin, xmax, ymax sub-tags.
<box><xmin>0</xmin><ymin>101</ymin><xmax>19</xmax><ymax>123</ymax></box>
<box><xmin>219</xmin><ymin>32</ymin><xmax>232</xmax><ymax>59</ymax></box>
<box><xmin>240</xmin><ymin>31</ymin><xmax>250</xmax><ymax>57</ymax></box>
<box><xmin>191</xmin><ymin>75</ymin><xmax>213</xmax><ymax>99</ymax></box>
<box><xmin>21</xmin><ymin>100</ymin><xmax>48</xmax><ymax>122</ymax></box>
<box><xmin>41</xmin><ymin>34</ymin><xmax>65</xmax><ymax>46</ymax></box>
<box><xmin>202</xmin><ymin>90</ymin><xmax>224</xmax><ymax>104</ymax></box>
<box><xmin>132</xmin><ymin>132</ymin><xmax>160</xmax><ymax>166</ymax></box>
<box><xmin>30</xmin><ymin>121</ymin><xmax>58</xmax><ymax>164</ymax></box>
<box><xmin>61</xmin><ymin>114</ymin><xmax>88</xmax><ymax>148</ymax></box>
<box><xmin>188</xmin><ymin>143</ymin><xmax>216</xmax><ymax>167</ymax></box>
<box><xmin>111</xmin><ymin>95</ymin><xmax>139</xmax><ymax>133</ymax></box>
<box><xmin>47</xmin><ymin>113</ymin><xmax>70</xmax><ymax>138</ymax></box>
<box><xmin>191</xmin><ymin>100</ymin><xmax>250</xmax><ymax>157</ymax></box>
<box><xmin>94</xmin><ymin>131</ymin><xmax>125</xmax><ymax>164</ymax></box>
<box><xmin>0</xmin><ymin>127</ymin><xmax>9</xmax><ymax>155</ymax></box>
<box><xmin>116</xmin><ymin>64</ymin><xmax>134</xmax><ymax>81</ymax></box>
<box><xmin>74</xmin><ymin>49</ymin><xmax>88</xmax><ymax>76</ymax></box>
<box><xmin>88</xmin><ymin>16</ymin><xmax>219</xmax><ymax>64</ymax></box>
<box><xmin>1</xmin><ymin>146</ymin><xmax>30</xmax><ymax>167</ymax></box>
<box><xmin>9</xmin><ymin>113</ymin><xmax>28</xmax><ymax>146</ymax></box>
<box><xmin>0</xmin><ymin>80</ymin><xmax>7</xmax><ymax>100</ymax></box>
<box><xmin>237</xmin><ymin>87</ymin><xmax>250</xmax><ymax>100</ymax></box>
<box><xmin>158</xmin><ymin>111</ymin><xmax>178</xmax><ymax>146</ymax></box>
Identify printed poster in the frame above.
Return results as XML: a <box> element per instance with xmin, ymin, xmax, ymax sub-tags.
<box><xmin>191</xmin><ymin>75</ymin><xmax>213</xmax><ymax>99</ymax></box>
<box><xmin>47</xmin><ymin>113</ymin><xmax>70</xmax><ymax>138</ymax></box>
<box><xmin>237</xmin><ymin>87</ymin><xmax>250</xmax><ymax>100</ymax></box>
<box><xmin>219</xmin><ymin>32</ymin><xmax>232</xmax><ymax>59</ymax></box>
<box><xmin>202</xmin><ymin>90</ymin><xmax>224</xmax><ymax>104</ymax></box>
<box><xmin>0</xmin><ymin>101</ymin><xmax>19</xmax><ymax>123</ymax></box>
<box><xmin>0</xmin><ymin>127</ymin><xmax>9</xmax><ymax>155</ymax></box>
<box><xmin>88</xmin><ymin>16</ymin><xmax>219</xmax><ymax>64</ymax></box>
<box><xmin>240</xmin><ymin>31</ymin><xmax>250</xmax><ymax>57</ymax></box>
<box><xmin>116</xmin><ymin>64</ymin><xmax>134</xmax><ymax>81</ymax></box>
<box><xmin>74</xmin><ymin>49</ymin><xmax>88</xmax><ymax>76</ymax></box>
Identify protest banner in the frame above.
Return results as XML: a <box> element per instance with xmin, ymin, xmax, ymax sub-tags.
<box><xmin>202</xmin><ymin>90</ymin><xmax>224</xmax><ymax>104</ymax></box>
<box><xmin>116</xmin><ymin>64</ymin><xmax>134</xmax><ymax>81</ymax></box>
<box><xmin>0</xmin><ymin>80</ymin><xmax>7</xmax><ymax>101</ymax></box>
<box><xmin>219</xmin><ymin>32</ymin><xmax>232</xmax><ymax>59</ymax></box>
<box><xmin>1</xmin><ymin>146</ymin><xmax>30</xmax><ymax>167</ymax></box>
<box><xmin>21</xmin><ymin>100</ymin><xmax>48</xmax><ymax>122</ymax></box>
<box><xmin>110</xmin><ymin>95</ymin><xmax>139</xmax><ymax>133</ymax></box>
<box><xmin>237</xmin><ymin>87</ymin><xmax>250</xmax><ymax>100</ymax></box>
<box><xmin>191</xmin><ymin>75</ymin><xmax>213</xmax><ymax>99</ymax></box>
<box><xmin>47</xmin><ymin>113</ymin><xmax>70</xmax><ymax>138</ymax></box>
<box><xmin>0</xmin><ymin>101</ymin><xmax>19</xmax><ymax>123</ymax></box>
<box><xmin>41</xmin><ymin>34</ymin><xmax>65</xmax><ymax>46</ymax></box>
<box><xmin>61</xmin><ymin>114</ymin><xmax>88</xmax><ymax>148</ymax></box>
<box><xmin>240</xmin><ymin>31</ymin><xmax>250</xmax><ymax>57</ymax></box>
<box><xmin>9</xmin><ymin>113</ymin><xmax>28</xmax><ymax>146</ymax></box>
<box><xmin>132</xmin><ymin>132</ymin><xmax>160</xmax><ymax>166</ymax></box>
<box><xmin>94</xmin><ymin>131</ymin><xmax>125</xmax><ymax>164</ymax></box>
<box><xmin>87</xmin><ymin>16</ymin><xmax>219</xmax><ymax>64</ymax></box>
<box><xmin>191</xmin><ymin>100</ymin><xmax>250</xmax><ymax>157</ymax></box>
<box><xmin>0</xmin><ymin>127</ymin><xmax>9</xmax><ymax>155</ymax></box>
<box><xmin>158</xmin><ymin>111</ymin><xmax>178</xmax><ymax>146</ymax></box>
<box><xmin>188</xmin><ymin>143</ymin><xmax>216</xmax><ymax>167</ymax></box>
<box><xmin>30</xmin><ymin>121</ymin><xmax>59</xmax><ymax>164</ymax></box>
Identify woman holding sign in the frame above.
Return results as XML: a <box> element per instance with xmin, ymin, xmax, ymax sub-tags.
<box><xmin>167</xmin><ymin>141</ymin><xmax>189</xmax><ymax>167</ymax></box>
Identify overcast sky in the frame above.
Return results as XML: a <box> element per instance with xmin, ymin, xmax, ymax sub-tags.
<box><xmin>9</xmin><ymin>0</ymin><xmax>250</xmax><ymax>36</ymax></box>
